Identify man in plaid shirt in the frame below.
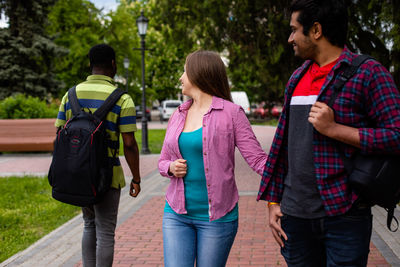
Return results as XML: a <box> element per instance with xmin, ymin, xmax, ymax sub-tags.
<box><xmin>257</xmin><ymin>0</ymin><xmax>400</xmax><ymax>266</ymax></box>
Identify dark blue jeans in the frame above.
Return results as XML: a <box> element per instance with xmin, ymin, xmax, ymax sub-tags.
<box><xmin>280</xmin><ymin>205</ymin><xmax>372</xmax><ymax>267</ymax></box>
<box><xmin>163</xmin><ymin>212</ymin><xmax>238</xmax><ymax>267</ymax></box>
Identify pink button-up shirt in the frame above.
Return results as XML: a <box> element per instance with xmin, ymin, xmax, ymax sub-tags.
<box><xmin>158</xmin><ymin>96</ymin><xmax>267</xmax><ymax>221</ymax></box>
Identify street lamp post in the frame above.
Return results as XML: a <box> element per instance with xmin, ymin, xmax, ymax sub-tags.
<box><xmin>136</xmin><ymin>11</ymin><xmax>150</xmax><ymax>154</ymax></box>
<box><xmin>123</xmin><ymin>57</ymin><xmax>129</xmax><ymax>92</ymax></box>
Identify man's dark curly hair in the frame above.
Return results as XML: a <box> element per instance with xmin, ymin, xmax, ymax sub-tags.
<box><xmin>88</xmin><ymin>44</ymin><xmax>116</xmax><ymax>70</ymax></box>
<box><xmin>290</xmin><ymin>0</ymin><xmax>348</xmax><ymax>47</ymax></box>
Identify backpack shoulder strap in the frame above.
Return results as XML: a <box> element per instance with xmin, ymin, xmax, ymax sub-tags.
<box><xmin>94</xmin><ymin>88</ymin><xmax>127</xmax><ymax>120</ymax></box>
<box><xmin>328</xmin><ymin>55</ymin><xmax>374</xmax><ymax>168</ymax></box>
<box><xmin>67</xmin><ymin>86</ymin><xmax>81</xmax><ymax>116</ymax></box>
<box><xmin>328</xmin><ymin>55</ymin><xmax>373</xmax><ymax>108</ymax></box>
<box><xmin>387</xmin><ymin>206</ymin><xmax>399</xmax><ymax>232</ymax></box>
<box><xmin>327</xmin><ymin>55</ymin><xmax>400</xmax><ymax>232</ymax></box>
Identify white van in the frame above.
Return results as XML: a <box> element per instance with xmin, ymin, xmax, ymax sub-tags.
<box><xmin>231</xmin><ymin>91</ymin><xmax>251</xmax><ymax>115</ymax></box>
<box><xmin>159</xmin><ymin>100</ymin><xmax>182</xmax><ymax>121</ymax></box>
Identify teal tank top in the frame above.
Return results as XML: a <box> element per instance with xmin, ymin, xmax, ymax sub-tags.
<box><xmin>164</xmin><ymin>127</ymin><xmax>238</xmax><ymax>222</ymax></box>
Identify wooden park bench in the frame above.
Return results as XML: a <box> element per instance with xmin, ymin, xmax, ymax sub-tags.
<box><xmin>0</xmin><ymin>119</ymin><xmax>57</xmax><ymax>152</ymax></box>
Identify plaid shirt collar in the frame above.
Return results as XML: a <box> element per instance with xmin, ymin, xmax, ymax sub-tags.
<box><xmin>286</xmin><ymin>46</ymin><xmax>353</xmax><ymax>101</ymax></box>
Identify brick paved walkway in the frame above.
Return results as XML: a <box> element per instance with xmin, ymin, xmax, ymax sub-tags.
<box><xmin>73</xmin><ymin>195</ymin><xmax>390</xmax><ymax>267</ymax></box>
<box><xmin>0</xmin><ymin>125</ymin><xmax>395</xmax><ymax>267</ymax></box>
<box><xmin>73</xmin><ymin>127</ymin><xmax>391</xmax><ymax>267</ymax></box>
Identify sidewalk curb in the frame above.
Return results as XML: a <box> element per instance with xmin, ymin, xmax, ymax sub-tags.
<box><xmin>0</xmin><ymin>213</ymin><xmax>83</xmax><ymax>267</ymax></box>
<box><xmin>371</xmin><ymin>206</ymin><xmax>400</xmax><ymax>266</ymax></box>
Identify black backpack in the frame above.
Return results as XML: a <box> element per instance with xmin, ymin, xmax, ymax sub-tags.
<box><xmin>48</xmin><ymin>86</ymin><xmax>126</xmax><ymax>207</ymax></box>
<box><xmin>328</xmin><ymin>55</ymin><xmax>400</xmax><ymax>231</ymax></box>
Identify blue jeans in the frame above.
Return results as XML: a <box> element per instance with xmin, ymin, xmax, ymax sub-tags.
<box><xmin>163</xmin><ymin>212</ymin><xmax>238</xmax><ymax>267</ymax></box>
<box><xmin>280</xmin><ymin>204</ymin><xmax>372</xmax><ymax>267</ymax></box>
<box><xmin>81</xmin><ymin>188</ymin><xmax>121</xmax><ymax>267</ymax></box>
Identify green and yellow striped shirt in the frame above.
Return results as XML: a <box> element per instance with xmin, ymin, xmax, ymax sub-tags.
<box><xmin>55</xmin><ymin>75</ymin><xmax>137</xmax><ymax>189</ymax></box>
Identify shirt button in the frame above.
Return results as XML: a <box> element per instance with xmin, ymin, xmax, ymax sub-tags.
<box><xmin>203</xmin><ymin>124</ymin><xmax>206</xmax><ymax>127</ymax></box>
<box><xmin>207</xmin><ymin>184</ymin><xmax>211</xmax><ymax>187</ymax></box>
<box><xmin>209</xmin><ymin>199</ymin><xmax>212</xmax><ymax>203</ymax></box>
<box><xmin>206</xmin><ymin>168</ymin><xmax>209</xmax><ymax>171</ymax></box>
<box><xmin>204</xmin><ymin>152</ymin><xmax>207</xmax><ymax>156</ymax></box>
<box><xmin>203</xmin><ymin>138</ymin><xmax>206</xmax><ymax>141</ymax></box>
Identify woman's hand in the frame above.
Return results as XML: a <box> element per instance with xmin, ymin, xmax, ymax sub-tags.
<box><xmin>169</xmin><ymin>159</ymin><xmax>187</xmax><ymax>178</ymax></box>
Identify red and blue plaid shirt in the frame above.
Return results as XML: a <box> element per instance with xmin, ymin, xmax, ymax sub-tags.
<box><xmin>257</xmin><ymin>47</ymin><xmax>400</xmax><ymax>216</ymax></box>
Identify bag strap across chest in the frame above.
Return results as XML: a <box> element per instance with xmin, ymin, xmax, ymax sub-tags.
<box><xmin>327</xmin><ymin>54</ymin><xmax>373</xmax><ymax>108</ymax></box>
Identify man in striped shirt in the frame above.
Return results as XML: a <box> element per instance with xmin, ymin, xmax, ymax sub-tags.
<box><xmin>257</xmin><ymin>0</ymin><xmax>400</xmax><ymax>266</ymax></box>
<box><xmin>55</xmin><ymin>44</ymin><xmax>141</xmax><ymax>267</ymax></box>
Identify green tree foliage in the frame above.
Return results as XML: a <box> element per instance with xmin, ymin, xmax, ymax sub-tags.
<box><xmin>47</xmin><ymin>0</ymin><xmax>105</xmax><ymax>95</ymax></box>
<box><xmin>101</xmin><ymin>1</ymin><xmax>144</xmax><ymax>103</ymax></box>
<box><xmin>101</xmin><ymin>0</ymin><xmax>193</xmax><ymax>103</ymax></box>
<box><xmin>47</xmin><ymin>0</ymin><xmax>183</xmax><ymax>103</ymax></box>
<box><xmin>0</xmin><ymin>0</ymin><xmax>64</xmax><ymax>100</ymax></box>
<box><xmin>146</xmin><ymin>0</ymin><xmax>202</xmax><ymax>101</ymax></box>
<box><xmin>346</xmin><ymin>0</ymin><xmax>399</xmax><ymax>86</ymax></box>
<box><xmin>347</xmin><ymin>1</ymin><xmax>390</xmax><ymax>66</ymax></box>
<box><xmin>148</xmin><ymin>0</ymin><xmax>400</xmax><ymax>104</ymax></box>
<box><xmin>208</xmin><ymin>0</ymin><xmax>296</xmax><ymax>104</ymax></box>
<box><xmin>8</xmin><ymin>0</ymin><xmax>395</xmax><ymax>105</ymax></box>
<box><xmin>391</xmin><ymin>0</ymin><xmax>400</xmax><ymax>86</ymax></box>
<box><xmin>146</xmin><ymin>0</ymin><xmax>297</xmax><ymax>104</ymax></box>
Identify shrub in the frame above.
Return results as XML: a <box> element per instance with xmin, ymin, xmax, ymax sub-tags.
<box><xmin>0</xmin><ymin>94</ymin><xmax>59</xmax><ymax>119</ymax></box>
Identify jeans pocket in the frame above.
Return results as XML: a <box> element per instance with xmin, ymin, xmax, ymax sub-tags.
<box><xmin>280</xmin><ymin>214</ymin><xmax>288</xmax><ymax>229</ymax></box>
<box><xmin>341</xmin><ymin>207</ymin><xmax>372</xmax><ymax>222</ymax></box>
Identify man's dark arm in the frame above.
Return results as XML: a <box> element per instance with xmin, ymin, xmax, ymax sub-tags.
<box><xmin>121</xmin><ymin>132</ymin><xmax>141</xmax><ymax>197</ymax></box>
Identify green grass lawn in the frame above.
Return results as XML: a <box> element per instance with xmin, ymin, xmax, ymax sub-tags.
<box><xmin>0</xmin><ymin>129</ymin><xmax>166</xmax><ymax>262</ymax></box>
<box><xmin>120</xmin><ymin>129</ymin><xmax>166</xmax><ymax>155</ymax></box>
<box><xmin>249</xmin><ymin>118</ymin><xmax>279</xmax><ymax>126</ymax></box>
<box><xmin>0</xmin><ymin>176</ymin><xmax>81</xmax><ymax>262</ymax></box>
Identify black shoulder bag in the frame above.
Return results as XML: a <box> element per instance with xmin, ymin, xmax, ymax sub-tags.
<box><xmin>328</xmin><ymin>55</ymin><xmax>400</xmax><ymax>232</ymax></box>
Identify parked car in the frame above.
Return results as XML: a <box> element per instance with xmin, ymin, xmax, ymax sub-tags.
<box><xmin>135</xmin><ymin>105</ymin><xmax>151</xmax><ymax>121</ymax></box>
<box><xmin>159</xmin><ymin>100</ymin><xmax>182</xmax><ymax>122</ymax></box>
<box><xmin>253</xmin><ymin>105</ymin><xmax>269</xmax><ymax>119</ymax></box>
<box><xmin>271</xmin><ymin>105</ymin><xmax>282</xmax><ymax>118</ymax></box>
<box><xmin>231</xmin><ymin>91</ymin><xmax>251</xmax><ymax>115</ymax></box>
<box><xmin>250</xmin><ymin>104</ymin><xmax>257</xmax><ymax>115</ymax></box>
